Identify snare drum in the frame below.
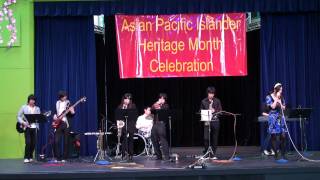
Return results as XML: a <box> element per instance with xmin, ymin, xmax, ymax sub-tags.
<box><xmin>138</xmin><ymin>130</ymin><xmax>151</xmax><ymax>138</ymax></box>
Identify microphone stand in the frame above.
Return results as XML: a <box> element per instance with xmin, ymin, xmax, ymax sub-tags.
<box><xmin>192</xmin><ymin>110</ymin><xmax>216</xmax><ymax>167</ymax></box>
<box><xmin>169</xmin><ymin>116</ymin><xmax>172</xmax><ymax>156</ymax></box>
<box><xmin>94</xmin><ymin>113</ymin><xmax>111</xmax><ymax>165</ymax></box>
<box><xmin>121</xmin><ymin>115</ymin><xmax>130</xmax><ymax>162</ymax></box>
<box><xmin>188</xmin><ymin>110</ymin><xmax>241</xmax><ymax>169</ymax></box>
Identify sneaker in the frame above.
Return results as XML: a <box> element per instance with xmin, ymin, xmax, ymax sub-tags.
<box><xmin>162</xmin><ymin>157</ymin><xmax>172</xmax><ymax>162</ymax></box>
<box><xmin>270</xmin><ymin>150</ymin><xmax>275</xmax><ymax>156</ymax></box>
<box><xmin>61</xmin><ymin>160</ymin><xmax>66</xmax><ymax>163</ymax></box>
<box><xmin>24</xmin><ymin>159</ymin><xmax>30</xmax><ymax>163</ymax></box>
<box><xmin>263</xmin><ymin>150</ymin><xmax>270</xmax><ymax>156</ymax></box>
<box><xmin>29</xmin><ymin>159</ymin><xmax>33</xmax><ymax>162</ymax></box>
<box><xmin>212</xmin><ymin>156</ymin><xmax>218</xmax><ymax>160</ymax></box>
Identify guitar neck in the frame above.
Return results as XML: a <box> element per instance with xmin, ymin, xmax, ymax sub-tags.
<box><xmin>58</xmin><ymin>99</ymin><xmax>82</xmax><ymax>118</ymax></box>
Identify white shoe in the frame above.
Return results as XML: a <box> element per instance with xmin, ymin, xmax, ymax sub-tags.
<box><xmin>29</xmin><ymin>159</ymin><xmax>33</xmax><ymax>162</ymax></box>
<box><xmin>270</xmin><ymin>150</ymin><xmax>275</xmax><ymax>156</ymax></box>
<box><xmin>263</xmin><ymin>150</ymin><xmax>270</xmax><ymax>156</ymax></box>
<box><xmin>24</xmin><ymin>159</ymin><xmax>30</xmax><ymax>163</ymax></box>
<box><xmin>212</xmin><ymin>156</ymin><xmax>218</xmax><ymax>160</ymax></box>
<box><xmin>61</xmin><ymin>160</ymin><xmax>66</xmax><ymax>163</ymax></box>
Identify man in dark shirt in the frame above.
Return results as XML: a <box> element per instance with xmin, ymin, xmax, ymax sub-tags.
<box><xmin>200</xmin><ymin>86</ymin><xmax>222</xmax><ymax>159</ymax></box>
<box><xmin>151</xmin><ymin>93</ymin><xmax>170</xmax><ymax>161</ymax></box>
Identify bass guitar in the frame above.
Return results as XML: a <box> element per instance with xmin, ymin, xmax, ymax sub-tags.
<box><xmin>51</xmin><ymin>97</ymin><xmax>86</xmax><ymax>129</ymax></box>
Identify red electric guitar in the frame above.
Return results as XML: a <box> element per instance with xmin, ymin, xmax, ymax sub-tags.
<box><xmin>52</xmin><ymin>97</ymin><xmax>86</xmax><ymax>129</ymax></box>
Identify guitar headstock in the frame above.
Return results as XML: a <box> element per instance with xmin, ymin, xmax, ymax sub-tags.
<box><xmin>80</xmin><ymin>96</ymin><xmax>87</xmax><ymax>103</ymax></box>
<box><xmin>43</xmin><ymin>111</ymin><xmax>52</xmax><ymax>117</ymax></box>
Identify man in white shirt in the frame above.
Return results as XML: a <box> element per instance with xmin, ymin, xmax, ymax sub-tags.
<box><xmin>53</xmin><ymin>91</ymin><xmax>75</xmax><ymax>162</ymax></box>
<box><xmin>17</xmin><ymin>94</ymin><xmax>41</xmax><ymax>163</ymax></box>
<box><xmin>136</xmin><ymin>106</ymin><xmax>153</xmax><ymax>138</ymax></box>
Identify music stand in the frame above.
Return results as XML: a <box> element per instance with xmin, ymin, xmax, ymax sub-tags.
<box><xmin>114</xmin><ymin>108</ymin><xmax>138</xmax><ymax>161</ymax></box>
<box><xmin>24</xmin><ymin>114</ymin><xmax>48</xmax><ymax>161</ymax></box>
<box><xmin>199</xmin><ymin>110</ymin><xmax>216</xmax><ymax>161</ymax></box>
<box><xmin>287</xmin><ymin>108</ymin><xmax>312</xmax><ymax>152</ymax></box>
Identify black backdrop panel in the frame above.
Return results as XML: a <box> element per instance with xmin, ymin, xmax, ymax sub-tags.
<box><xmin>96</xmin><ymin>16</ymin><xmax>261</xmax><ymax>147</ymax></box>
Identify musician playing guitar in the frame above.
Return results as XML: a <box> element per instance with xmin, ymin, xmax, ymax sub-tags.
<box><xmin>17</xmin><ymin>94</ymin><xmax>41</xmax><ymax>163</ymax></box>
<box><xmin>53</xmin><ymin>91</ymin><xmax>75</xmax><ymax>163</ymax></box>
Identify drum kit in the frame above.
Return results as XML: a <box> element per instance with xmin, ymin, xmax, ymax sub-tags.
<box><xmin>107</xmin><ymin>124</ymin><xmax>155</xmax><ymax>158</ymax></box>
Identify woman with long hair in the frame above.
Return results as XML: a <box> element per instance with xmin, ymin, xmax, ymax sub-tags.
<box><xmin>116</xmin><ymin>93</ymin><xmax>136</xmax><ymax>161</ymax></box>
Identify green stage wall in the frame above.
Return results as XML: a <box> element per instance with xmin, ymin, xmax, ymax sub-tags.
<box><xmin>0</xmin><ymin>0</ymin><xmax>90</xmax><ymax>159</ymax></box>
<box><xmin>0</xmin><ymin>0</ymin><xmax>34</xmax><ymax>159</ymax></box>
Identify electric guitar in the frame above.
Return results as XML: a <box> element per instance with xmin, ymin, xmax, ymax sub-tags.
<box><xmin>16</xmin><ymin>111</ymin><xmax>51</xmax><ymax>133</ymax></box>
<box><xmin>51</xmin><ymin>97</ymin><xmax>86</xmax><ymax>129</ymax></box>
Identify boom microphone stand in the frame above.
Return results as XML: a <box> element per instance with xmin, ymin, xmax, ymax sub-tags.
<box><xmin>189</xmin><ymin>110</ymin><xmax>241</xmax><ymax>168</ymax></box>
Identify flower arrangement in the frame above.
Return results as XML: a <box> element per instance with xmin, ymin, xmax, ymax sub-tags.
<box><xmin>0</xmin><ymin>0</ymin><xmax>17</xmax><ymax>47</ymax></box>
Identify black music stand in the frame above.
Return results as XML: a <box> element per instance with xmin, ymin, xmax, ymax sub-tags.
<box><xmin>114</xmin><ymin>108</ymin><xmax>138</xmax><ymax>161</ymax></box>
<box><xmin>287</xmin><ymin>108</ymin><xmax>312</xmax><ymax>152</ymax></box>
<box><xmin>24</xmin><ymin>114</ymin><xmax>48</xmax><ymax>161</ymax></box>
<box><xmin>200</xmin><ymin>110</ymin><xmax>215</xmax><ymax>160</ymax></box>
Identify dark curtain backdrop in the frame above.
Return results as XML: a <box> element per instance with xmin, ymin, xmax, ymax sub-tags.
<box><xmin>96</xmin><ymin>16</ymin><xmax>261</xmax><ymax>147</ymax></box>
<box><xmin>35</xmin><ymin>16</ymin><xmax>98</xmax><ymax>156</ymax></box>
<box><xmin>260</xmin><ymin>13</ymin><xmax>320</xmax><ymax>150</ymax></box>
<box><xmin>34</xmin><ymin>0</ymin><xmax>320</xmax><ymax>16</ymax></box>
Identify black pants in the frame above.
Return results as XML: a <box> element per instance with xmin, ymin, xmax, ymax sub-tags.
<box><xmin>271</xmin><ymin>133</ymin><xmax>286</xmax><ymax>158</ymax></box>
<box><xmin>121</xmin><ymin>129</ymin><xmax>134</xmax><ymax>157</ymax></box>
<box><xmin>151</xmin><ymin>121</ymin><xmax>169</xmax><ymax>159</ymax></box>
<box><xmin>204</xmin><ymin>121</ymin><xmax>219</xmax><ymax>154</ymax></box>
<box><xmin>24</xmin><ymin>128</ymin><xmax>36</xmax><ymax>159</ymax></box>
<box><xmin>54</xmin><ymin>122</ymin><xmax>70</xmax><ymax>160</ymax></box>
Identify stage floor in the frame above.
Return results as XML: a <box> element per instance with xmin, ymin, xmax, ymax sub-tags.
<box><xmin>1</xmin><ymin>146</ymin><xmax>320</xmax><ymax>180</ymax></box>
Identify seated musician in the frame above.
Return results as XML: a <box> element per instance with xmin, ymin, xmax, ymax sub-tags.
<box><xmin>136</xmin><ymin>106</ymin><xmax>153</xmax><ymax>138</ymax></box>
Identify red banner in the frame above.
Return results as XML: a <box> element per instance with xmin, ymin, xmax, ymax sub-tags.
<box><xmin>115</xmin><ymin>13</ymin><xmax>247</xmax><ymax>78</ymax></box>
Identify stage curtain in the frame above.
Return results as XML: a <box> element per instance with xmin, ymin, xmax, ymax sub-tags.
<box><xmin>35</xmin><ymin>16</ymin><xmax>98</xmax><ymax>156</ymax></box>
<box><xmin>260</xmin><ymin>13</ymin><xmax>320</xmax><ymax>150</ymax></box>
<box><xmin>34</xmin><ymin>0</ymin><xmax>320</xmax><ymax>16</ymax></box>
